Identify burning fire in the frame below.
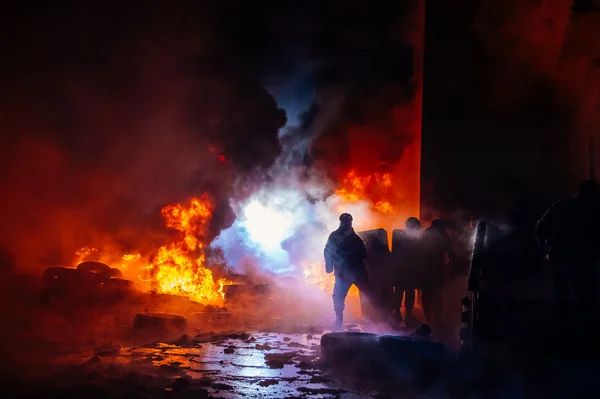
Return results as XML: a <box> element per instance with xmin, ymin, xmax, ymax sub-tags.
<box><xmin>74</xmin><ymin>195</ymin><xmax>228</xmax><ymax>305</ymax></box>
<box><xmin>146</xmin><ymin>196</ymin><xmax>228</xmax><ymax>304</ymax></box>
<box><xmin>302</xmin><ymin>261</ymin><xmax>359</xmax><ymax>297</ymax></box>
<box><xmin>72</xmin><ymin>170</ymin><xmax>399</xmax><ymax>305</ymax></box>
<box><xmin>335</xmin><ymin>169</ymin><xmax>394</xmax><ymax>214</ymax></box>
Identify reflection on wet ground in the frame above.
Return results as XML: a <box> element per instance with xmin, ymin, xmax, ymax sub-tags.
<box><xmin>16</xmin><ymin>327</ymin><xmax>395</xmax><ymax>398</ymax></box>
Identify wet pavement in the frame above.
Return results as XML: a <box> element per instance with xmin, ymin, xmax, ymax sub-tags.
<box><xmin>10</xmin><ymin>326</ymin><xmax>407</xmax><ymax>398</ymax></box>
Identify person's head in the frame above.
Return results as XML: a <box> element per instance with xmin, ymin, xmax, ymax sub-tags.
<box><xmin>339</xmin><ymin>213</ymin><xmax>353</xmax><ymax>228</ymax></box>
<box><xmin>431</xmin><ymin>219</ymin><xmax>446</xmax><ymax>230</ymax></box>
<box><xmin>577</xmin><ymin>180</ymin><xmax>600</xmax><ymax>200</ymax></box>
<box><xmin>405</xmin><ymin>217</ymin><xmax>421</xmax><ymax>231</ymax></box>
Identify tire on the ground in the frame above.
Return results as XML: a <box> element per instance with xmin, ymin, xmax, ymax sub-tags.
<box><xmin>321</xmin><ymin>332</ymin><xmax>447</xmax><ymax>380</ymax></box>
<box><xmin>77</xmin><ymin>261</ymin><xmax>112</xmax><ymax>276</ymax></box>
<box><xmin>133</xmin><ymin>313</ymin><xmax>188</xmax><ymax>335</ymax></box>
<box><xmin>321</xmin><ymin>332</ymin><xmax>382</xmax><ymax>363</ymax></box>
<box><xmin>107</xmin><ymin>268</ymin><xmax>123</xmax><ymax>279</ymax></box>
<box><xmin>42</xmin><ymin>266</ymin><xmax>80</xmax><ymax>294</ymax></box>
<box><xmin>103</xmin><ymin>278</ymin><xmax>132</xmax><ymax>290</ymax></box>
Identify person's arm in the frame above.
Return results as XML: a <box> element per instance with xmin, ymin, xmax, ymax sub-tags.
<box><xmin>324</xmin><ymin>234</ymin><xmax>335</xmax><ymax>273</ymax></box>
<box><xmin>356</xmin><ymin>236</ymin><xmax>367</xmax><ymax>260</ymax></box>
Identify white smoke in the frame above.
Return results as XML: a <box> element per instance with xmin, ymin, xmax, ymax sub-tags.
<box><xmin>212</xmin><ymin>168</ymin><xmax>377</xmax><ymax>275</ymax></box>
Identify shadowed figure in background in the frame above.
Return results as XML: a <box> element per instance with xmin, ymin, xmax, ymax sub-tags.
<box><xmin>391</xmin><ymin>217</ymin><xmax>422</xmax><ymax>327</ymax></box>
<box><xmin>536</xmin><ymin>180</ymin><xmax>600</xmax><ymax>330</ymax></box>
<box><xmin>325</xmin><ymin>213</ymin><xmax>374</xmax><ymax>330</ymax></box>
<box><xmin>421</xmin><ymin>219</ymin><xmax>456</xmax><ymax>330</ymax></box>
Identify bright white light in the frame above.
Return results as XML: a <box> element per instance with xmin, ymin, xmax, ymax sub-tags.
<box><xmin>241</xmin><ymin>200</ymin><xmax>295</xmax><ymax>253</ymax></box>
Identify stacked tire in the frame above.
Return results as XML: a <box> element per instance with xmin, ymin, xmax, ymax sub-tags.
<box><xmin>42</xmin><ymin>261</ymin><xmax>132</xmax><ymax>300</ymax></box>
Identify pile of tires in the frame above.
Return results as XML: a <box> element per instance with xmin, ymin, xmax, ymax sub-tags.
<box><xmin>41</xmin><ymin>261</ymin><xmax>132</xmax><ymax>299</ymax></box>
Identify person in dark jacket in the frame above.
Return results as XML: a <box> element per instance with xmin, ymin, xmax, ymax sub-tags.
<box><xmin>536</xmin><ymin>180</ymin><xmax>600</xmax><ymax>328</ymax></box>
<box><xmin>325</xmin><ymin>213</ymin><xmax>372</xmax><ymax>330</ymax></box>
<box><xmin>421</xmin><ymin>219</ymin><xmax>456</xmax><ymax>329</ymax></box>
<box><xmin>391</xmin><ymin>217</ymin><xmax>422</xmax><ymax>326</ymax></box>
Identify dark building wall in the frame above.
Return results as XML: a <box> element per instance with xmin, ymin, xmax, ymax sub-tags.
<box><xmin>421</xmin><ymin>0</ymin><xmax>577</xmax><ymax>221</ymax></box>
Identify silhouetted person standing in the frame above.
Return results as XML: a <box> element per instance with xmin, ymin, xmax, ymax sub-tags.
<box><xmin>536</xmin><ymin>180</ymin><xmax>600</xmax><ymax>329</ymax></box>
<box><xmin>421</xmin><ymin>219</ymin><xmax>455</xmax><ymax>330</ymax></box>
<box><xmin>391</xmin><ymin>217</ymin><xmax>422</xmax><ymax>326</ymax></box>
<box><xmin>325</xmin><ymin>213</ymin><xmax>370</xmax><ymax>330</ymax></box>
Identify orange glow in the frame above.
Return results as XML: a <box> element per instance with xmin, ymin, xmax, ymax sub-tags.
<box><xmin>121</xmin><ymin>253</ymin><xmax>141</xmax><ymax>270</ymax></box>
<box><xmin>71</xmin><ymin>195</ymin><xmax>228</xmax><ymax>305</ymax></box>
<box><xmin>302</xmin><ymin>261</ymin><xmax>359</xmax><ymax>297</ymax></box>
<box><xmin>334</xmin><ymin>169</ymin><xmax>395</xmax><ymax>215</ymax></box>
<box><xmin>74</xmin><ymin>246</ymin><xmax>98</xmax><ymax>264</ymax></box>
<box><xmin>148</xmin><ymin>195</ymin><xmax>226</xmax><ymax>304</ymax></box>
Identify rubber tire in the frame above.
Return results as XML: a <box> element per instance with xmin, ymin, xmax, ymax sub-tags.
<box><xmin>133</xmin><ymin>313</ymin><xmax>188</xmax><ymax>334</ymax></box>
<box><xmin>321</xmin><ymin>332</ymin><xmax>447</xmax><ymax>381</ymax></box>
<box><xmin>42</xmin><ymin>266</ymin><xmax>80</xmax><ymax>294</ymax></box>
<box><xmin>108</xmin><ymin>268</ymin><xmax>123</xmax><ymax>279</ymax></box>
<box><xmin>103</xmin><ymin>278</ymin><xmax>132</xmax><ymax>290</ymax></box>
<box><xmin>77</xmin><ymin>261</ymin><xmax>111</xmax><ymax>276</ymax></box>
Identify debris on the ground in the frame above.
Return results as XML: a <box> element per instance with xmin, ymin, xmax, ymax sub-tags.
<box><xmin>258</xmin><ymin>379</ymin><xmax>280</xmax><ymax>387</ymax></box>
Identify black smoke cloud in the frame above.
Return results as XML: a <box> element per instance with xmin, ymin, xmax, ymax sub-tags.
<box><xmin>273</xmin><ymin>1</ymin><xmax>419</xmax><ymax>179</ymax></box>
<box><xmin>0</xmin><ymin>2</ymin><xmax>289</xmax><ymax>272</ymax></box>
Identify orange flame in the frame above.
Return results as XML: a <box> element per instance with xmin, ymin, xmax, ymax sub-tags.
<box><xmin>334</xmin><ymin>169</ymin><xmax>394</xmax><ymax>214</ymax></box>
<box><xmin>146</xmin><ymin>195</ymin><xmax>226</xmax><ymax>304</ymax></box>
<box><xmin>302</xmin><ymin>261</ymin><xmax>359</xmax><ymax>297</ymax></box>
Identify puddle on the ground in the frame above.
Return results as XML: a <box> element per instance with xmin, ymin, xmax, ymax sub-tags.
<box><xmin>44</xmin><ymin>331</ymin><xmax>372</xmax><ymax>398</ymax></box>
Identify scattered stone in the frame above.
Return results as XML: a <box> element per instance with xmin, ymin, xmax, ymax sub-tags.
<box><xmin>264</xmin><ymin>352</ymin><xmax>296</xmax><ymax>365</ymax></box>
<box><xmin>295</xmin><ymin>361</ymin><xmax>315</xmax><ymax>369</ymax></box>
<box><xmin>283</xmin><ymin>337</ymin><xmax>291</xmax><ymax>342</ymax></box>
<box><xmin>223</xmin><ymin>346</ymin><xmax>235</xmax><ymax>354</ymax></box>
<box><xmin>287</xmin><ymin>342</ymin><xmax>304</xmax><ymax>348</ymax></box>
<box><xmin>306</xmin><ymin>334</ymin><xmax>313</xmax><ymax>340</ymax></box>
<box><xmin>246</xmin><ymin>337</ymin><xmax>257</xmax><ymax>343</ymax></box>
<box><xmin>255</xmin><ymin>344</ymin><xmax>272</xmax><ymax>350</ymax></box>
<box><xmin>258</xmin><ymin>379</ymin><xmax>279</xmax><ymax>387</ymax></box>
<box><xmin>297</xmin><ymin>355</ymin><xmax>317</xmax><ymax>363</ymax></box>
<box><xmin>265</xmin><ymin>359</ymin><xmax>285</xmax><ymax>369</ymax></box>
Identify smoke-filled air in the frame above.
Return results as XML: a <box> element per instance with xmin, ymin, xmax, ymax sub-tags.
<box><xmin>0</xmin><ymin>1</ymin><xmax>421</xmax><ymax>308</ymax></box>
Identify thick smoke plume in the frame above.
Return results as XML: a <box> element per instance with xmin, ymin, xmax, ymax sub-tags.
<box><xmin>0</xmin><ymin>3</ymin><xmax>287</xmax><ymax>273</ymax></box>
<box><xmin>214</xmin><ymin>0</ymin><xmax>422</xmax><ymax>275</ymax></box>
